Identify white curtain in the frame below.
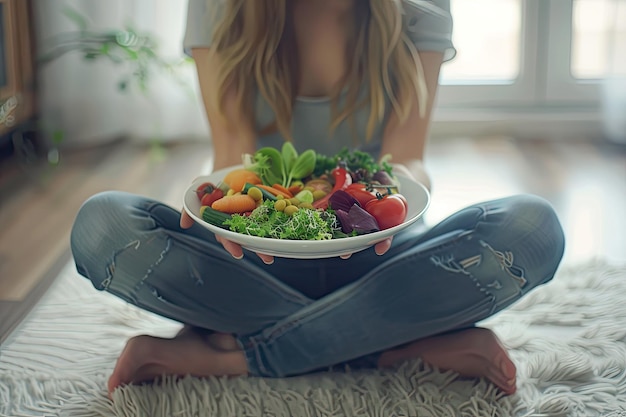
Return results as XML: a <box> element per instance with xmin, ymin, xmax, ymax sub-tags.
<box><xmin>601</xmin><ymin>0</ymin><xmax>626</xmax><ymax>144</ymax></box>
<box><xmin>33</xmin><ymin>0</ymin><xmax>208</xmax><ymax>148</ymax></box>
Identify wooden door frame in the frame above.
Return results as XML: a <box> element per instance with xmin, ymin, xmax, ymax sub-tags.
<box><xmin>0</xmin><ymin>0</ymin><xmax>36</xmax><ymax>137</ymax></box>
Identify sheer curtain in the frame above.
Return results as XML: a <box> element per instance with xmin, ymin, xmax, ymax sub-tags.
<box><xmin>601</xmin><ymin>0</ymin><xmax>626</xmax><ymax>144</ymax></box>
<box><xmin>33</xmin><ymin>0</ymin><xmax>207</xmax><ymax>148</ymax></box>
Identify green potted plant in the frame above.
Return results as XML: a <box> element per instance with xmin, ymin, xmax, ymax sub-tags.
<box><xmin>36</xmin><ymin>6</ymin><xmax>194</xmax><ymax>164</ymax></box>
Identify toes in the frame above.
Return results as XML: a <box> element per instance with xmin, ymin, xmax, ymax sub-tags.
<box><xmin>499</xmin><ymin>356</ymin><xmax>517</xmax><ymax>381</ymax></box>
<box><xmin>130</xmin><ymin>363</ymin><xmax>169</xmax><ymax>385</ymax></box>
<box><xmin>486</xmin><ymin>367</ymin><xmax>517</xmax><ymax>395</ymax></box>
<box><xmin>107</xmin><ymin>335</ymin><xmax>158</xmax><ymax>397</ymax></box>
<box><xmin>206</xmin><ymin>333</ymin><xmax>240</xmax><ymax>351</ymax></box>
<box><xmin>499</xmin><ymin>377</ymin><xmax>517</xmax><ymax>395</ymax></box>
<box><xmin>107</xmin><ymin>374</ymin><xmax>119</xmax><ymax>397</ymax></box>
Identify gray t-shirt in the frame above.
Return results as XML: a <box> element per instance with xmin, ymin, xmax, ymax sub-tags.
<box><xmin>184</xmin><ymin>0</ymin><xmax>455</xmax><ymax>157</ymax></box>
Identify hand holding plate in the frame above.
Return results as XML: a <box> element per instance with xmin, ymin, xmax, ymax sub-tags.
<box><xmin>181</xmin><ymin>208</ymin><xmax>275</xmax><ymax>264</ymax></box>
<box><xmin>214</xmin><ymin>235</ymin><xmax>275</xmax><ymax>264</ymax></box>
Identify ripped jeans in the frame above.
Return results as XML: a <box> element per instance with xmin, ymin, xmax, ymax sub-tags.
<box><xmin>70</xmin><ymin>191</ymin><xmax>565</xmax><ymax>377</ymax></box>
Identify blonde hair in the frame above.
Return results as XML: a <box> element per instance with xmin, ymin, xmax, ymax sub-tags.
<box><xmin>210</xmin><ymin>0</ymin><xmax>427</xmax><ymax>142</ymax></box>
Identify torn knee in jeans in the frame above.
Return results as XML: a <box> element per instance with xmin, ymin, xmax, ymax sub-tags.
<box><xmin>429</xmin><ymin>253</ymin><xmax>482</xmax><ymax>275</ymax></box>
<box><xmin>99</xmin><ymin>236</ymin><xmax>172</xmax><ymax>293</ymax></box>
<box><xmin>100</xmin><ymin>240</ymin><xmax>141</xmax><ymax>290</ymax></box>
<box><xmin>429</xmin><ymin>241</ymin><xmax>527</xmax><ymax>288</ymax></box>
<box><xmin>479</xmin><ymin>240</ymin><xmax>527</xmax><ymax>287</ymax></box>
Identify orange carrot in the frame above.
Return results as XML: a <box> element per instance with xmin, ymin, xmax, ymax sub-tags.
<box><xmin>211</xmin><ymin>194</ymin><xmax>257</xmax><ymax>214</ymax></box>
<box><xmin>255</xmin><ymin>184</ymin><xmax>292</xmax><ymax>199</ymax></box>
<box><xmin>271</xmin><ymin>183</ymin><xmax>294</xmax><ymax>198</ymax></box>
<box><xmin>223</xmin><ymin>169</ymin><xmax>262</xmax><ymax>192</ymax></box>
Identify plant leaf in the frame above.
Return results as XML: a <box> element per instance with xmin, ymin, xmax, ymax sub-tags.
<box><xmin>281</xmin><ymin>142</ymin><xmax>298</xmax><ymax>177</ymax></box>
<box><xmin>287</xmin><ymin>149</ymin><xmax>316</xmax><ymax>186</ymax></box>
<box><xmin>62</xmin><ymin>7</ymin><xmax>89</xmax><ymax>31</ymax></box>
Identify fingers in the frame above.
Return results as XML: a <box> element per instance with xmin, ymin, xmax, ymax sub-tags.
<box><xmin>180</xmin><ymin>210</ymin><xmax>195</xmax><ymax>229</ymax></box>
<box><xmin>341</xmin><ymin>236</ymin><xmax>394</xmax><ymax>260</ymax></box>
<box><xmin>215</xmin><ymin>235</ymin><xmax>274</xmax><ymax>264</ymax></box>
<box><xmin>186</xmin><ymin>209</ymin><xmax>245</xmax><ymax>259</ymax></box>
<box><xmin>215</xmin><ymin>235</ymin><xmax>244</xmax><ymax>259</ymax></box>
<box><xmin>375</xmin><ymin>237</ymin><xmax>393</xmax><ymax>256</ymax></box>
<box><xmin>256</xmin><ymin>253</ymin><xmax>274</xmax><ymax>265</ymax></box>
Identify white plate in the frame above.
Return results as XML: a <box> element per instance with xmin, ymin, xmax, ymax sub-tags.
<box><xmin>183</xmin><ymin>166</ymin><xmax>430</xmax><ymax>259</ymax></box>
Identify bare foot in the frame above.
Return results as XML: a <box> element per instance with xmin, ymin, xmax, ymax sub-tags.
<box><xmin>378</xmin><ymin>327</ymin><xmax>517</xmax><ymax>395</ymax></box>
<box><xmin>107</xmin><ymin>331</ymin><xmax>248</xmax><ymax>397</ymax></box>
<box><xmin>175</xmin><ymin>325</ymin><xmax>241</xmax><ymax>351</ymax></box>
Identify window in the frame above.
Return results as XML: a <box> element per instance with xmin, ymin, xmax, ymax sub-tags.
<box><xmin>436</xmin><ymin>0</ymin><xmax>536</xmax><ymax>106</ymax></box>
<box><xmin>572</xmin><ymin>0</ymin><xmax>626</xmax><ymax>79</ymax></box>
<box><xmin>441</xmin><ymin>0</ymin><xmax>522</xmax><ymax>82</ymax></box>
<box><xmin>434</xmin><ymin>0</ymin><xmax>625</xmax><ymax>140</ymax></box>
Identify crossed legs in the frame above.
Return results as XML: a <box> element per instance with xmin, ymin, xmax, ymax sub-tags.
<box><xmin>107</xmin><ymin>326</ymin><xmax>516</xmax><ymax>396</ymax></box>
<box><xmin>71</xmin><ymin>192</ymin><xmax>563</xmax><ymax>398</ymax></box>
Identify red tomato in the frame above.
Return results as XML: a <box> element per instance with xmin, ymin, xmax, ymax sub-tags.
<box><xmin>394</xmin><ymin>193</ymin><xmax>409</xmax><ymax>211</ymax></box>
<box><xmin>196</xmin><ymin>182</ymin><xmax>217</xmax><ymax>199</ymax></box>
<box><xmin>365</xmin><ymin>195</ymin><xmax>407</xmax><ymax>230</ymax></box>
<box><xmin>200</xmin><ymin>188</ymin><xmax>224</xmax><ymax>207</ymax></box>
<box><xmin>345</xmin><ymin>183</ymin><xmax>377</xmax><ymax>207</ymax></box>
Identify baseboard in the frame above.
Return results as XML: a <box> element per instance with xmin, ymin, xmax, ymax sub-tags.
<box><xmin>430</xmin><ymin>106</ymin><xmax>626</xmax><ymax>143</ymax></box>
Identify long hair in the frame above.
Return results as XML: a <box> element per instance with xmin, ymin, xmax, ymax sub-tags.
<box><xmin>210</xmin><ymin>0</ymin><xmax>427</xmax><ymax>142</ymax></box>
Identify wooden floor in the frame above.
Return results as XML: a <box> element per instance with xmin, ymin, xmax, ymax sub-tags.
<box><xmin>0</xmin><ymin>139</ymin><xmax>215</xmax><ymax>343</ymax></box>
<box><xmin>0</xmin><ymin>136</ymin><xmax>624</xmax><ymax>344</ymax></box>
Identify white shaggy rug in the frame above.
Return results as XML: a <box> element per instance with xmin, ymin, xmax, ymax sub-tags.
<box><xmin>1</xmin><ymin>260</ymin><xmax>625</xmax><ymax>417</ymax></box>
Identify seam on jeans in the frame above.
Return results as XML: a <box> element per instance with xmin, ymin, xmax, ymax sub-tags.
<box><xmin>240</xmin><ymin>336</ymin><xmax>270</xmax><ymax>376</ymax></box>
<box><xmin>131</xmin><ymin>236</ymin><xmax>172</xmax><ymax>295</ymax></box>
<box><xmin>101</xmin><ymin>239</ymin><xmax>142</xmax><ymax>291</ymax></box>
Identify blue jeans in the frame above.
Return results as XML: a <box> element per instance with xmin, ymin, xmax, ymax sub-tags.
<box><xmin>70</xmin><ymin>191</ymin><xmax>565</xmax><ymax>377</ymax></box>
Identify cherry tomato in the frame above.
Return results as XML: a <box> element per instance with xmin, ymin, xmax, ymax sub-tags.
<box><xmin>394</xmin><ymin>193</ymin><xmax>409</xmax><ymax>211</ymax></box>
<box><xmin>196</xmin><ymin>182</ymin><xmax>217</xmax><ymax>199</ymax></box>
<box><xmin>365</xmin><ymin>194</ymin><xmax>407</xmax><ymax>230</ymax></box>
<box><xmin>200</xmin><ymin>188</ymin><xmax>224</xmax><ymax>207</ymax></box>
<box><xmin>345</xmin><ymin>183</ymin><xmax>377</xmax><ymax>207</ymax></box>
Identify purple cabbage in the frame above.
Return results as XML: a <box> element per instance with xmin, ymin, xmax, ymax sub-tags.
<box><xmin>348</xmin><ymin>204</ymin><xmax>380</xmax><ymax>234</ymax></box>
<box><xmin>335</xmin><ymin>209</ymin><xmax>353</xmax><ymax>234</ymax></box>
<box><xmin>329</xmin><ymin>190</ymin><xmax>380</xmax><ymax>235</ymax></box>
<box><xmin>372</xmin><ymin>170</ymin><xmax>395</xmax><ymax>185</ymax></box>
<box><xmin>328</xmin><ymin>190</ymin><xmax>360</xmax><ymax>212</ymax></box>
<box><xmin>335</xmin><ymin>204</ymin><xmax>380</xmax><ymax>235</ymax></box>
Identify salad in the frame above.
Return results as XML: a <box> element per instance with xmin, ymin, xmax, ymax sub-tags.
<box><xmin>195</xmin><ymin>144</ymin><xmax>409</xmax><ymax>241</ymax></box>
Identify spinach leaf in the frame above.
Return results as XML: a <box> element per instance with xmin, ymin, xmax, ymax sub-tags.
<box><xmin>286</xmin><ymin>149</ymin><xmax>316</xmax><ymax>187</ymax></box>
<box><xmin>281</xmin><ymin>142</ymin><xmax>298</xmax><ymax>179</ymax></box>
<box><xmin>244</xmin><ymin>147</ymin><xmax>285</xmax><ymax>186</ymax></box>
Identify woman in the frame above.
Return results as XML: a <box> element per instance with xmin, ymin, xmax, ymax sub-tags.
<box><xmin>70</xmin><ymin>0</ymin><xmax>565</xmax><ymax>397</ymax></box>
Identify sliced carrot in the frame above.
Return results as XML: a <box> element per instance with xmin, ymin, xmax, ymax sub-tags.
<box><xmin>255</xmin><ymin>184</ymin><xmax>293</xmax><ymax>199</ymax></box>
<box><xmin>271</xmin><ymin>183</ymin><xmax>294</xmax><ymax>198</ymax></box>
<box><xmin>211</xmin><ymin>194</ymin><xmax>257</xmax><ymax>214</ymax></box>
